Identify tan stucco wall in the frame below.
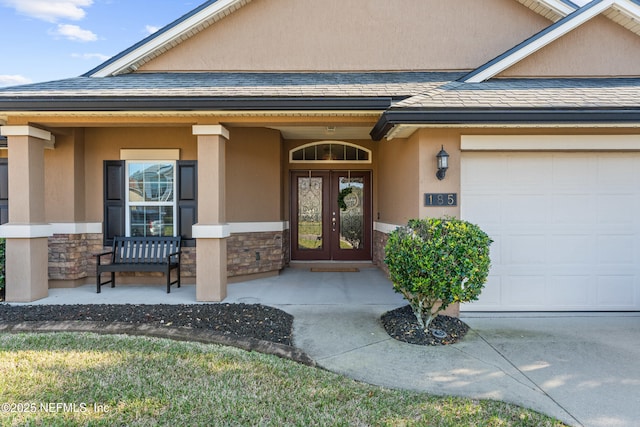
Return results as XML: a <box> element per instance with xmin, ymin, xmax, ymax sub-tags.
<box><xmin>377</xmin><ymin>134</ymin><xmax>419</xmax><ymax>225</ymax></box>
<box><xmin>139</xmin><ymin>0</ymin><xmax>549</xmax><ymax>72</ymax></box>
<box><xmin>82</xmin><ymin>125</ymin><xmax>282</xmax><ymax>223</ymax></box>
<box><xmin>84</xmin><ymin>126</ymin><xmax>197</xmax><ymax>222</ymax></box>
<box><xmin>502</xmin><ymin>15</ymin><xmax>640</xmax><ymax>77</ymax></box>
<box><xmin>226</xmin><ymin>128</ymin><xmax>283</xmax><ymax>222</ymax></box>
<box><xmin>44</xmin><ymin>129</ymin><xmax>85</xmax><ymax>222</ymax></box>
<box><xmin>418</xmin><ymin>129</ymin><xmax>461</xmax><ymax>220</ymax></box>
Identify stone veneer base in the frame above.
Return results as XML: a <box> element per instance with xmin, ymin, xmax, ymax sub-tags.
<box><xmin>47</xmin><ymin>230</ymin><xmax>289</xmax><ymax>283</ymax></box>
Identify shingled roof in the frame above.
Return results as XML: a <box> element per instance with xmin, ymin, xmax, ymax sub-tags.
<box><xmin>0</xmin><ymin>72</ymin><xmax>461</xmax><ymax>111</ymax></box>
<box><xmin>370</xmin><ymin>77</ymin><xmax>640</xmax><ymax>140</ymax></box>
<box><xmin>393</xmin><ymin>78</ymin><xmax>640</xmax><ymax>109</ymax></box>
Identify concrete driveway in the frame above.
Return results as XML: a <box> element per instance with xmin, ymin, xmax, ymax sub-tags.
<box><xmin>288</xmin><ymin>305</ymin><xmax>640</xmax><ymax>427</ymax></box>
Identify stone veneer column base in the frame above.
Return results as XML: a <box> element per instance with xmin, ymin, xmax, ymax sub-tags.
<box><xmin>48</xmin><ymin>233</ymin><xmax>103</xmax><ymax>280</ymax></box>
<box><xmin>227</xmin><ymin>231</ymin><xmax>287</xmax><ymax>277</ymax></box>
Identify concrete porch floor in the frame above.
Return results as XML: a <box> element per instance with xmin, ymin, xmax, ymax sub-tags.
<box><xmin>22</xmin><ymin>266</ymin><xmax>405</xmax><ymax>306</ymax></box>
<box><xmin>5</xmin><ymin>266</ymin><xmax>640</xmax><ymax>427</ymax></box>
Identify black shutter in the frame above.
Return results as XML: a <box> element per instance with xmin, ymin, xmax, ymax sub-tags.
<box><xmin>103</xmin><ymin>160</ymin><xmax>125</xmax><ymax>246</ymax></box>
<box><xmin>0</xmin><ymin>158</ymin><xmax>7</xmax><ymax>225</ymax></box>
<box><xmin>177</xmin><ymin>160</ymin><xmax>197</xmax><ymax>247</ymax></box>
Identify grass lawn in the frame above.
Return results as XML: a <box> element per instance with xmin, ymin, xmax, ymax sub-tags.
<box><xmin>0</xmin><ymin>333</ymin><xmax>567</xmax><ymax>426</ymax></box>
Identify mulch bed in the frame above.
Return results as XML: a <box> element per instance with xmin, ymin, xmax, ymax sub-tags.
<box><xmin>381</xmin><ymin>304</ymin><xmax>470</xmax><ymax>346</ymax></box>
<box><xmin>0</xmin><ymin>303</ymin><xmax>293</xmax><ymax>346</ymax></box>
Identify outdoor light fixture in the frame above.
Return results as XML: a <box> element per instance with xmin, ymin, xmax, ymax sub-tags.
<box><xmin>436</xmin><ymin>145</ymin><xmax>449</xmax><ymax>180</ymax></box>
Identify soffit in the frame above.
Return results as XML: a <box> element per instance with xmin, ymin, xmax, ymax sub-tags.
<box><xmin>515</xmin><ymin>0</ymin><xmax>578</xmax><ymax>21</ymax></box>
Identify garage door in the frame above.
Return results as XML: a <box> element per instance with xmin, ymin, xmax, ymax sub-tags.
<box><xmin>461</xmin><ymin>151</ymin><xmax>640</xmax><ymax>311</ymax></box>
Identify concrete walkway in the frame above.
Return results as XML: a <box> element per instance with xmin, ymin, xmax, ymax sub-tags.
<box><xmin>7</xmin><ymin>267</ymin><xmax>640</xmax><ymax>427</ymax></box>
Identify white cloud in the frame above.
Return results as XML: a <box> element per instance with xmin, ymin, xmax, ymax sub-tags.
<box><xmin>71</xmin><ymin>52</ymin><xmax>110</xmax><ymax>61</ymax></box>
<box><xmin>54</xmin><ymin>24</ymin><xmax>97</xmax><ymax>42</ymax></box>
<box><xmin>1</xmin><ymin>0</ymin><xmax>93</xmax><ymax>23</ymax></box>
<box><xmin>0</xmin><ymin>75</ymin><xmax>32</xmax><ymax>87</ymax></box>
<box><xmin>145</xmin><ymin>25</ymin><xmax>160</xmax><ymax>35</ymax></box>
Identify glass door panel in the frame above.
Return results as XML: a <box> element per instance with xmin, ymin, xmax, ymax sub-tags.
<box><xmin>297</xmin><ymin>176</ymin><xmax>323</xmax><ymax>250</ymax></box>
<box><xmin>338</xmin><ymin>177</ymin><xmax>364</xmax><ymax>250</ymax></box>
<box><xmin>291</xmin><ymin>171</ymin><xmax>330</xmax><ymax>260</ymax></box>
<box><xmin>331</xmin><ymin>171</ymin><xmax>371</xmax><ymax>261</ymax></box>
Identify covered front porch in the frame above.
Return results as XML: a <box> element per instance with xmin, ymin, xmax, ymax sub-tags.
<box><xmin>10</xmin><ymin>266</ymin><xmax>405</xmax><ymax>307</ymax></box>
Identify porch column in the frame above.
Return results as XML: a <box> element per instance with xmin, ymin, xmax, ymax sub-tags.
<box><xmin>192</xmin><ymin>125</ymin><xmax>229</xmax><ymax>301</ymax></box>
<box><xmin>0</xmin><ymin>126</ymin><xmax>54</xmax><ymax>302</ymax></box>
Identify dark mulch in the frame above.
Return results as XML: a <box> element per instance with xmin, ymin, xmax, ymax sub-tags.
<box><xmin>0</xmin><ymin>303</ymin><xmax>293</xmax><ymax>346</ymax></box>
<box><xmin>381</xmin><ymin>304</ymin><xmax>470</xmax><ymax>346</ymax></box>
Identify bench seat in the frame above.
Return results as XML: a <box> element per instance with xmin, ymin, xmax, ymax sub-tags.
<box><xmin>96</xmin><ymin>236</ymin><xmax>182</xmax><ymax>293</ymax></box>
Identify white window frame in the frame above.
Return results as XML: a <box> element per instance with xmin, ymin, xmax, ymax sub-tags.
<box><xmin>125</xmin><ymin>160</ymin><xmax>178</xmax><ymax>238</ymax></box>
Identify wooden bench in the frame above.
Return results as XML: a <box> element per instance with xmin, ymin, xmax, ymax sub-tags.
<box><xmin>96</xmin><ymin>236</ymin><xmax>182</xmax><ymax>293</ymax></box>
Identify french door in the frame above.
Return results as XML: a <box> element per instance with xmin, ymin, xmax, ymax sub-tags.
<box><xmin>291</xmin><ymin>170</ymin><xmax>372</xmax><ymax>261</ymax></box>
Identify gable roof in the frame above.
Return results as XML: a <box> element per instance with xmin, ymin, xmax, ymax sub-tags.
<box><xmin>464</xmin><ymin>0</ymin><xmax>640</xmax><ymax>82</ymax></box>
<box><xmin>85</xmin><ymin>0</ymin><xmax>253</xmax><ymax>77</ymax></box>
<box><xmin>85</xmin><ymin>0</ymin><xmax>640</xmax><ymax>81</ymax></box>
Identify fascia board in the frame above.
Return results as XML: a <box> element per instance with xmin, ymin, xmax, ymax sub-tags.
<box><xmin>464</xmin><ymin>0</ymin><xmax>614</xmax><ymax>83</ymax></box>
<box><xmin>88</xmin><ymin>0</ymin><xmax>246</xmax><ymax>77</ymax></box>
<box><xmin>371</xmin><ymin>107</ymin><xmax>640</xmax><ymax>140</ymax></box>
<box><xmin>0</xmin><ymin>96</ymin><xmax>393</xmax><ymax>111</ymax></box>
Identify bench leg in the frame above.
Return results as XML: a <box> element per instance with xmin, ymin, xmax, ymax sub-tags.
<box><xmin>96</xmin><ymin>271</ymin><xmax>116</xmax><ymax>293</ymax></box>
<box><xmin>166</xmin><ymin>266</ymin><xmax>171</xmax><ymax>294</ymax></box>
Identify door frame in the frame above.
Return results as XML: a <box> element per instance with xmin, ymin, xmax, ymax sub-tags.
<box><xmin>290</xmin><ymin>170</ymin><xmax>372</xmax><ymax>261</ymax></box>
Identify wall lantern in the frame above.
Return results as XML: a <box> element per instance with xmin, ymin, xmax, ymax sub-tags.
<box><xmin>436</xmin><ymin>145</ymin><xmax>449</xmax><ymax>180</ymax></box>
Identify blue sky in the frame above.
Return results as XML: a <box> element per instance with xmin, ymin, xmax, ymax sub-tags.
<box><xmin>0</xmin><ymin>0</ymin><xmax>203</xmax><ymax>86</ymax></box>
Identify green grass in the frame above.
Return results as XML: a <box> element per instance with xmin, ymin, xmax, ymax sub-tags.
<box><xmin>0</xmin><ymin>333</ymin><xmax>567</xmax><ymax>426</ymax></box>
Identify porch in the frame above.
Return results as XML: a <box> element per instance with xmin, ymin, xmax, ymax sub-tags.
<box><xmin>12</xmin><ymin>266</ymin><xmax>406</xmax><ymax>307</ymax></box>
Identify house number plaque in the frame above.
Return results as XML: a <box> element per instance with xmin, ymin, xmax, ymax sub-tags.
<box><xmin>424</xmin><ymin>193</ymin><xmax>457</xmax><ymax>207</ymax></box>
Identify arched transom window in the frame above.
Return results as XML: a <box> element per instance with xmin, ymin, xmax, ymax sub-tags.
<box><xmin>290</xmin><ymin>141</ymin><xmax>371</xmax><ymax>163</ymax></box>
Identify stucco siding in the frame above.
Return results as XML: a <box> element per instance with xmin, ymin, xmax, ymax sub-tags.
<box><xmin>501</xmin><ymin>15</ymin><xmax>640</xmax><ymax>77</ymax></box>
<box><xmin>83</xmin><ymin>126</ymin><xmax>197</xmax><ymax>223</ymax></box>
<box><xmin>226</xmin><ymin>128</ymin><xmax>282</xmax><ymax>222</ymax></box>
<box><xmin>139</xmin><ymin>0</ymin><xmax>550</xmax><ymax>73</ymax></box>
<box><xmin>377</xmin><ymin>134</ymin><xmax>419</xmax><ymax>226</ymax></box>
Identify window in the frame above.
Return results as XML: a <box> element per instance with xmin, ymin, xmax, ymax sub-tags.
<box><xmin>104</xmin><ymin>160</ymin><xmax>197</xmax><ymax>246</ymax></box>
<box><xmin>290</xmin><ymin>141</ymin><xmax>371</xmax><ymax>163</ymax></box>
<box><xmin>126</xmin><ymin>161</ymin><xmax>176</xmax><ymax>237</ymax></box>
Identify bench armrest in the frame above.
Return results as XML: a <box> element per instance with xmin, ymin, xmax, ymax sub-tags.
<box><xmin>95</xmin><ymin>251</ymin><xmax>113</xmax><ymax>265</ymax></box>
<box><xmin>166</xmin><ymin>250</ymin><xmax>182</xmax><ymax>262</ymax></box>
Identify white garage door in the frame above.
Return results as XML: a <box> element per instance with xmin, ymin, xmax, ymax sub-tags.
<box><xmin>461</xmin><ymin>152</ymin><xmax>640</xmax><ymax>311</ymax></box>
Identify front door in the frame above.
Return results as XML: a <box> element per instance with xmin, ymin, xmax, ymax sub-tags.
<box><xmin>291</xmin><ymin>170</ymin><xmax>372</xmax><ymax>261</ymax></box>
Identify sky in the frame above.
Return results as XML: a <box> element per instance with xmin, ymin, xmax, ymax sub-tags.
<box><xmin>0</xmin><ymin>0</ymin><xmax>203</xmax><ymax>87</ymax></box>
<box><xmin>0</xmin><ymin>0</ymin><xmax>597</xmax><ymax>88</ymax></box>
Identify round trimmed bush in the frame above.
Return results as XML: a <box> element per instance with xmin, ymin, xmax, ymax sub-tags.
<box><xmin>384</xmin><ymin>218</ymin><xmax>492</xmax><ymax>332</ymax></box>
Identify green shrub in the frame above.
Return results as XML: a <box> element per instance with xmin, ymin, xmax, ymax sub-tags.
<box><xmin>384</xmin><ymin>218</ymin><xmax>492</xmax><ymax>331</ymax></box>
<box><xmin>0</xmin><ymin>238</ymin><xmax>4</xmax><ymax>291</ymax></box>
